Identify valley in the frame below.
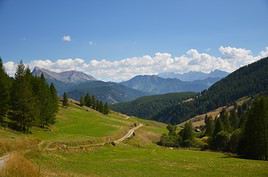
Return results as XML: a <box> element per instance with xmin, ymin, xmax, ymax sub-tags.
<box><xmin>1</xmin><ymin>101</ymin><xmax>267</xmax><ymax>177</ymax></box>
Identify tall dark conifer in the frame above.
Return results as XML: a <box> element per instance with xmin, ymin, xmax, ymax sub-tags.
<box><xmin>0</xmin><ymin>58</ymin><xmax>10</xmax><ymax>123</ymax></box>
<box><xmin>239</xmin><ymin>97</ymin><xmax>268</xmax><ymax>160</ymax></box>
<box><xmin>9</xmin><ymin>62</ymin><xmax>35</xmax><ymax>132</ymax></box>
<box><xmin>62</xmin><ymin>92</ymin><xmax>68</xmax><ymax>107</ymax></box>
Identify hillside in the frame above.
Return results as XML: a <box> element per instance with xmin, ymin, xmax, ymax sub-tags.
<box><xmin>111</xmin><ymin>92</ymin><xmax>196</xmax><ymax>120</ymax></box>
<box><xmin>155</xmin><ymin>57</ymin><xmax>268</xmax><ymax>123</ymax></box>
<box><xmin>121</xmin><ymin>75</ymin><xmax>219</xmax><ymax>94</ymax></box>
<box><xmin>32</xmin><ymin>67</ymin><xmax>147</xmax><ymax>104</ymax></box>
<box><xmin>1</xmin><ymin>101</ymin><xmax>267</xmax><ymax>177</ymax></box>
<box><xmin>32</xmin><ymin>67</ymin><xmax>96</xmax><ymax>83</ymax></box>
<box><xmin>66</xmin><ymin>80</ymin><xmax>147</xmax><ymax>104</ymax></box>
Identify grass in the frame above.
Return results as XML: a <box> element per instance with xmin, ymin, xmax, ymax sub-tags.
<box><xmin>30</xmin><ymin>144</ymin><xmax>268</xmax><ymax>177</ymax></box>
<box><xmin>31</xmin><ymin>104</ymin><xmax>132</xmax><ymax>142</ymax></box>
<box><xmin>1</xmin><ymin>102</ymin><xmax>268</xmax><ymax>177</ymax></box>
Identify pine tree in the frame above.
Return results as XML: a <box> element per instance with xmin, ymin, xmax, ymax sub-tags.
<box><xmin>62</xmin><ymin>92</ymin><xmax>68</xmax><ymax>107</ymax></box>
<box><xmin>213</xmin><ymin>117</ymin><xmax>224</xmax><ymax>137</ymax></box>
<box><xmin>0</xmin><ymin>58</ymin><xmax>10</xmax><ymax>124</ymax></box>
<box><xmin>239</xmin><ymin>97</ymin><xmax>268</xmax><ymax>160</ymax></box>
<box><xmin>9</xmin><ymin>62</ymin><xmax>35</xmax><ymax>132</ymax></box>
<box><xmin>80</xmin><ymin>96</ymin><xmax>85</xmax><ymax>106</ymax></box>
<box><xmin>103</xmin><ymin>102</ymin><xmax>109</xmax><ymax>114</ymax></box>
<box><xmin>205</xmin><ymin>116</ymin><xmax>214</xmax><ymax>136</ymax></box>
<box><xmin>96</xmin><ymin>100</ymin><xmax>99</xmax><ymax>111</ymax></box>
<box><xmin>99</xmin><ymin>101</ymin><xmax>104</xmax><ymax>113</ymax></box>
<box><xmin>91</xmin><ymin>96</ymin><xmax>96</xmax><ymax>109</ymax></box>
<box><xmin>180</xmin><ymin>121</ymin><xmax>193</xmax><ymax>147</ymax></box>
<box><xmin>48</xmin><ymin>83</ymin><xmax>58</xmax><ymax>124</ymax></box>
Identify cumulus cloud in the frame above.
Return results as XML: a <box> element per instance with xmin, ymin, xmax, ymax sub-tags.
<box><xmin>3</xmin><ymin>46</ymin><xmax>268</xmax><ymax>82</ymax></box>
<box><xmin>62</xmin><ymin>35</ymin><xmax>71</xmax><ymax>42</ymax></box>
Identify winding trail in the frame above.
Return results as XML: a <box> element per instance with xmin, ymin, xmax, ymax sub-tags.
<box><xmin>0</xmin><ymin>154</ymin><xmax>10</xmax><ymax>170</ymax></box>
<box><xmin>41</xmin><ymin>123</ymin><xmax>143</xmax><ymax>151</ymax></box>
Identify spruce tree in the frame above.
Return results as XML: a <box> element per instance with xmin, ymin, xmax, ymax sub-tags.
<box><xmin>62</xmin><ymin>92</ymin><xmax>68</xmax><ymax>107</ymax></box>
<box><xmin>0</xmin><ymin>58</ymin><xmax>10</xmax><ymax>124</ymax></box>
<box><xmin>80</xmin><ymin>96</ymin><xmax>85</xmax><ymax>106</ymax></box>
<box><xmin>205</xmin><ymin>116</ymin><xmax>214</xmax><ymax>136</ymax></box>
<box><xmin>239</xmin><ymin>97</ymin><xmax>268</xmax><ymax>160</ymax></box>
<box><xmin>9</xmin><ymin>62</ymin><xmax>35</xmax><ymax>132</ymax></box>
<box><xmin>48</xmin><ymin>83</ymin><xmax>58</xmax><ymax>124</ymax></box>
<box><xmin>99</xmin><ymin>101</ymin><xmax>104</xmax><ymax>113</ymax></box>
<box><xmin>104</xmin><ymin>102</ymin><xmax>109</xmax><ymax>114</ymax></box>
<box><xmin>180</xmin><ymin>121</ymin><xmax>193</xmax><ymax>147</ymax></box>
<box><xmin>91</xmin><ymin>96</ymin><xmax>96</xmax><ymax>109</ymax></box>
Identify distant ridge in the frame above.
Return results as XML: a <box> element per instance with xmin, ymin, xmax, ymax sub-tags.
<box><xmin>32</xmin><ymin>67</ymin><xmax>146</xmax><ymax>104</ymax></box>
<box><xmin>32</xmin><ymin>67</ymin><xmax>96</xmax><ymax>84</ymax></box>
<box><xmin>158</xmin><ymin>69</ymin><xmax>229</xmax><ymax>81</ymax></box>
<box><xmin>120</xmin><ymin>75</ymin><xmax>220</xmax><ymax>94</ymax></box>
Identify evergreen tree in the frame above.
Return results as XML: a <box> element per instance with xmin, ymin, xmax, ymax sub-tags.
<box><xmin>0</xmin><ymin>58</ymin><xmax>10</xmax><ymax>124</ymax></box>
<box><xmin>48</xmin><ymin>83</ymin><xmax>58</xmax><ymax>124</ymax></box>
<box><xmin>91</xmin><ymin>96</ymin><xmax>96</xmax><ymax>109</ymax></box>
<box><xmin>80</xmin><ymin>96</ymin><xmax>85</xmax><ymax>106</ymax></box>
<box><xmin>103</xmin><ymin>102</ymin><xmax>109</xmax><ymax>114</ymax></box>
<box><xmin>62</xmin><ymin>92</ymin><xmax>68</xmax><ymax>107</ymax></box>
<box><xmin>205</xmin><ymin>116</ymin><xmax>214</xmax><ymax>136</ymax></box>
<box><xmin>96</xmin><ymin>100</ymin><xmax>99</xmax><ymax>111</ymax></box>
<box><xmin>213</xmin><ymin>117</ymin><xmax>224</xmax><ymax>137</ymax></box>
<box><xmin>180</xmin><ymin>121</ymin><xmax>193</xmax><ymax>147</ymax></box>
<box><xmin>239</xmin><ymin>97</ymin><xmax>268</xmax><ymax>160</ymax></box>
<box><xmin>99</xmin><ymin>101</ymin><xmax>104</xmax><ymax>113</ymax></box>
<box><xmin>9</xmin><ymin>62</ymin><xmax>35</xmax><ymax>132</ymax></box>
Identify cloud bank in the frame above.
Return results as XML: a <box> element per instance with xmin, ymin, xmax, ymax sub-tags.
<box><xmin>3</xmin><ymin>46</ymin><xmax>268</xmax><ymax>82</ymax></box>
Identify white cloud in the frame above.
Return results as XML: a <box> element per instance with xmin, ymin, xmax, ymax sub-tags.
<box><xmin>3</xmin><ymin>46</ymin><xmax>268</xmax><ymax>82</ymax></box>
<box><xmin>62</xmin><ymin>35</ymin><xmax>71</xmax><ymax>42</ymax></box>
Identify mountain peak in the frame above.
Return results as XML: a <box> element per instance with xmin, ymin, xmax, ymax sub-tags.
<box><xmin>32</xmin><ymin>67</ymin><xmax>96</xmax><ymax>83</ymax></box>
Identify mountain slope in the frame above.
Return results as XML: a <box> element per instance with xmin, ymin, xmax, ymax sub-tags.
<box><xmin>121</xmin><ymin>75</ymin><xmax>219</xmax><ymax>94</ymax></box>
<box><xmin>158</xmin><ymin>70</ymin><xmax>229</xmax><ymax>81</ymax></box>
<box><xmin>32</xmin><ymin>67</ymin><xmax>146</xmax><ymax>104</ymax></box>
<box><xmin>66</xmin><ymin>80</ymin><xmax>147</xmax><ymax>104</ymax></box>
<box><xmin>155</xmin><ymin>57</ymin><xmax>268</xmax><ymax>123</ymax></box>
<box><xmin>111</xmin><ymin>92</ymin><xmax>196</xmax><ymax>119</ymax></box>
<box><xmin>32</xmin><ymin>67</ymin><xmax>96</xmax><ymax>83</ymax></box>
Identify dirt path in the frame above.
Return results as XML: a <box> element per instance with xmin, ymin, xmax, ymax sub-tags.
<box><xmin>41</xmin><ymin>123</ymin><xmax>143</xmax><ymax>151</ymax></box>
<box><xmin>113</xmin><ymin>123</ymin><xmax>143</xmax><ymax>144</ymax></box>
<box><xmin>0</xmin><ymin>154</ymin><xmax>10</xmax><ymax>170</ymax></box>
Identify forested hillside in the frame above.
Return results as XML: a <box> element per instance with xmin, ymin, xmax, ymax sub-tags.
<box><xmin>0</xmin><ymin>59</ymin><xmax>58</xmax><ymax>132</ymax></box>
<box><xmin>155</xmin><ymin>57</ymin><xmax>268</xmax><ymax>123</ymax></box>
<box><xmin>111</xmin><ymin>92</ymin><xmax>195</xmax><ymax>119</ymax></box>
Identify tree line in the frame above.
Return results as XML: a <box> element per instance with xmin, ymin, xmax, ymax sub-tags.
<box><xmin>79</xmin><ymin>94</ymin><xmax>109</xmax><ymax>114</ymax></box>
<box><xmin>0</xmin><ymin>59</ymin><xmax>58</xmax><ymax>133</ymax></box>
<box><xmin>159</xmin><ymin>96</ymin><xmax>268</xmax><ymax>160</ymax></box>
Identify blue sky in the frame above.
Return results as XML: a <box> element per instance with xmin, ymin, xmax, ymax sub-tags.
<box><xmin>0</xmin><ymin>0</ymin><xmax>268</xmax><ymax>81</ymax></box>
<box><xmin>0</xmin><ymin>0</ymin><xmax>268</xmax><ymax>61</ymax></box>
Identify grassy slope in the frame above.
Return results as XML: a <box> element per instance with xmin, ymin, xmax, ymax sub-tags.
<box><xmin>31</xmin><ymin>144</ymin><xmax>268</xmax><ymax>177</ymax></box>
<box><xmin>1</xmin><ymin>102</ymin><xmax>268</xmax><ymax>177</ymax></box>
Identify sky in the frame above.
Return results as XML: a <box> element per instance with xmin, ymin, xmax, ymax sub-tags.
<box><xmin>0</xmin><ymin>0</ymin><xmax>268</xmax><ymax>81</ymax></box>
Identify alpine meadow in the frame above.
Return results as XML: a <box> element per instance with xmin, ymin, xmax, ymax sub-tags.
<box><xmin>0</xmin><ymin>1</ymin><xmax>268</xmax><ymax>177</ymax></box>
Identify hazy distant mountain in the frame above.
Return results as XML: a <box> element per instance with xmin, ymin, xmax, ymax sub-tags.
<box><xmin>32</xmin><ymin>67</ymin><xmax>96</xmax><ymax>84</ymax></box>
<box><xmin>120</xmin><ymin>75</ymin><xmax>219</xmax><ymax>94</ymax></box>
<box><xmin>32</xmin><ymin>67</ymin><xmax>146</xmax><ymax>104</ymax></box>
<box><xmin>158</xmin><ymin>70</ymin><xmax>229</xmax><ymax>81</ymax></box>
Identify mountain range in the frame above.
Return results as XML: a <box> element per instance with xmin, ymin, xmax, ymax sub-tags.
<box><xmin>32</xmin><ymin>67</ymin><xmax>229</xmax><ymax>104</ymax></box>
<box><xmin>113</xmin><ymin>57</ymin><xmax>268</xmax><ymax>123</ymax></box>
<box><xmin>120</xmin><ymin>75</ymin><xmax>221</xmax><ymax>94</ymax></box>
<box><xmin>32</xmin><ymin>67</ymin><xmax>146</xmax><ymax>104</ymax></box>
<box><xmin>158</xmin><ymin>69</ymin><xmax>229</xmax><ymax>81</ymax></box>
